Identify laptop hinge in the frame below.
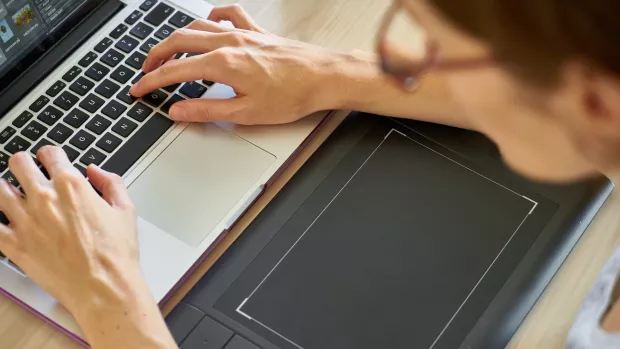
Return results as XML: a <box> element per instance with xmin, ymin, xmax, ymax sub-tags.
<box><xmin>0</xmin><ymin>0</ymin><xmax>125</xmax><ymax>117</ymax></box>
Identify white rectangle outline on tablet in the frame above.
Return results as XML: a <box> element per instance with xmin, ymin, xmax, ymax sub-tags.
<box><xmin>236</xmin><ymin>128</ymin><xmax>538</xmax><ymax>349</ymax></box>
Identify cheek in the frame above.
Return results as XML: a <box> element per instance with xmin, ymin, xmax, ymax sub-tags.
<box><xmin>444</xmin><ymin>69</ymin><xmax>597</xmax><ymax>182</ymax></box>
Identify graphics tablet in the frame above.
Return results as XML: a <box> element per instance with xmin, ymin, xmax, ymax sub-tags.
<box><xmin>166</xmin><ymin>113</ymin><xmax>613</xmax><ymax>349</ymax></box>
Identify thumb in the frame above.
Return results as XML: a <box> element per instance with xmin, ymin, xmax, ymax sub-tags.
<box><xmin>169</xmin><ymin>98</ymin><xmax>247</xmax><ymax>123</ymax></box>
<box><xmin>87</xmin><ymin>165</ymin><xmax>133</xmax><ymax>209</ymax></box>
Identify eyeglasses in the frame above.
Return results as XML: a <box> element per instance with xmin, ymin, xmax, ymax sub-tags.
<box><xmin>377</xmin><ymin>0</ymin><xmax>491</xmax><ymax>91</ymax></box>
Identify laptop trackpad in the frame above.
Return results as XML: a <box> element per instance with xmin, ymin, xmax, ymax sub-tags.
<box><xmin>127</xmin><ymin>123</ymin><xmax>275</xmax><ymax>247</ymax></box>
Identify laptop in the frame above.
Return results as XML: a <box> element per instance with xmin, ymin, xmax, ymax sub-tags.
<box><xmin>0</xmin><ymin>0</ymin><xmax>324</xmax><ymax>343</ymax></box>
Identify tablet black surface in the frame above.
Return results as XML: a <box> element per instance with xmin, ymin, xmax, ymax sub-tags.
<box><xmin>167</xmin><ymin>113</ymin><xmax>613</xmax><ymax>349</ymax></box>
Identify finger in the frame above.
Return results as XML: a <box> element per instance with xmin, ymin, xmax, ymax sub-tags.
<box><xmin>87</xmin><ymin>165</ymin><xmax>133</xmax><ymax>209</ymax></box>
<box><xmin>142</xmin><ymin>29</ymin><xmax>246</xmax><ymax>73</ymax></box>
<box><xmin>208</xmin><ymin>5</ymin><xmax>266</xmax><ymax>33</ymax></box>
<box><xmin>0</xmin><ymin>179</ymin><xmax>26</xmax><ymax>224</ymax></box>
<box><xmin>8</xmin><ymin>152</ymin><xmax>47</xmax><ymax>195</ymax></box>
<box><xmin>36</xmin><ymin>146</ymin><xmax>76</xmax><ymax>179</ymax></box>
<box><xmin>185</xmin><ymin>18</ymin><xmax>228</xmax><ymax>33</ymax></box>
<box><xmin>132</xmin><ymin>52</ymin><xmax>235</xmax><ymax>97</ymax></box>
<box><xmin>169</xmin><ymin>97</ymin><xmax>247</xmax><ymax>123</ymax></box>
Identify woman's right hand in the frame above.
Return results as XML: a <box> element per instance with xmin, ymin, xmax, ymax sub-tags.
<box><xmin>130</xmin><ymin>5</ymin><xmax>362</xmax><ymax>125</ymax></box>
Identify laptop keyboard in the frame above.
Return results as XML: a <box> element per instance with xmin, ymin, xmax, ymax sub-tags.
<box><xmin>0</xmin><ymin>0</ymin><xmax>215</xmax><ymax>275</ymax></box>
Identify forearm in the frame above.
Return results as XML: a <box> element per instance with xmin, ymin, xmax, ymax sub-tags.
<box><xmin>72</xmin><ymin>267</ymin><xmax>177</xmax><ymax>349</ymax></box>
<box><xmin>325</xmin><ymin>50</ymin><xmax>474</xmax><ymax>130</ymax></box>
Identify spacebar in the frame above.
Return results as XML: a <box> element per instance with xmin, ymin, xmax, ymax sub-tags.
<box><xmin>102</xmin><ymin>113</ymin><xmax>174</xmax><ymax>176</ymax></box>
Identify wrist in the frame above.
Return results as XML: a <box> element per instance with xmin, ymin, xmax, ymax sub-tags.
<box><xmin>71</xmin><ymin>267</ymin><xmax>176</xmax><ymax>349</ymax></box>
<box><xmin>316</xmin><ymin>49</ymin><xmax>386</xmax><ymax>112</ymax></box>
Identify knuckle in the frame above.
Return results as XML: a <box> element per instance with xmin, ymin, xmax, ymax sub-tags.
<box><xmin>30</xmin><ymin>183</ymin><xmax>54</xmax><ymax>201</ymax></box>
<box><xmin>188</xmin><ymin>18</ymin><xmax>208</xmax><ymax>29</ymax></box>
<box><xmin>158</xmin><ymin>60</ymin><xmax>177</xmax><ymax>76</ymax></box>
<box><xmin>169</xmin><ymin>28</ymin><xmax>188</xmax><ymax>41</ymax></box>
<box><xmin>56</xmin><ymin>170</ymin><xmax>84</xmax><ymax>187</ymax></box>
<box><xmin>227</xmin><ymin>31</ymin><xmax>247</xmax><ymax>46</ymax></box>
<box><xmin>229</xmin><ymin>4</ymin><xmax>244</xmax><ymax>14</ymax></box>
<box><xmin>210</xmin><ymin>47</ymin><xmax>235</xmax><ymax>66</ymax></box>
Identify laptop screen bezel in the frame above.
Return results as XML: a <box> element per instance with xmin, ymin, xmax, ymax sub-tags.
<box><xmin>0</xmin><ymin>0</ymin><xmax>103</xmax><ymax>100</ymax></box>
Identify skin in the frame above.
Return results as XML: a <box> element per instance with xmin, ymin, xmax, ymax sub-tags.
<box><xmin>2</xmin><ymin>1</ymin><xmax>620</xmax><ymax>347</ymax></box>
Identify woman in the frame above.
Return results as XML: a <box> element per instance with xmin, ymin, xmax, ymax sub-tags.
<box><xmin>0</xmin><ymin>1</ymin><xmax>617</xmax><ymax>348</ymax></box>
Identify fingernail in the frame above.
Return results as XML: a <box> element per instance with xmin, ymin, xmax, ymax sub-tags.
<box><xmin>129</xmin><ymin>84</ymin><xmax>138</xmax><ymax>95</ymax></box>
<box><xmin>170</xmin><ymin>105</ymin><xmax>187</xmax><ymax>121</ymax></box>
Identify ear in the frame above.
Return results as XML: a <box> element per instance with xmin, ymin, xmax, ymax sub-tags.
<box><xmin>565</xmin><ymin>61</ymin><xmax>620</xmax><ymax>126</ymax></box>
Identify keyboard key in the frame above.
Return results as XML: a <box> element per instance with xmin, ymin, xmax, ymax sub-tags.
<box><xmin>116</xmin><ymin>36</ymin><xmax>140</xmax><ymax>54</ymax></box>
<box><xmin>154</xmin><ymin>24</ymin><xmax>175</xmax><ymax>40</ymax></box>
<box><xmin>63</xmin><ymin>145</ymin><xmax>80</xmax><ymax>162</ymax></box>
<box><xmin>112</xmin><ymin>117</ymin><xmax>138</xmax><ymax>137</ymax></box>
<box><xmin>70</xmin><ymin>77</ymin><xmax>95</xmax><ymax>96</ymax></box>
<box><xmin>110</xmin><ymin>23</ymin><xmax>129</xmax><ymax>39</ymax></box>
<box><xmin>86</xmin><ymin>62</ymin><xmax>111</xmax><ymax>82</ymax></box>
<box><xmin>31</xmin><ymin>139</ymin><xmax>54</xmax><ymax>156</ymax></box>
<box><xmin>64</xmin><ymin>109</ymin><xmax>89</xmax><ymax>128</ymax></box>
<box><xmin>142</xmin><ymin>89</ymin><xmax>167</xmax><ymax>107</ymax></box>
<box><xmin>80</xmin><ymin>94</ymin><xmax>105</xmax><ymax>113</ymax></box>
<box><xmin>103</xmin><ymin>113</ymin><xmax>173</xmax><ymax>176</ymax></box>
<box><xmin>125</xmin><ymin>10</ymin><xmax>143</xmax><ymax>25</ymax></box>
<box><xmin>0</xmin><ymin>152</ymin><xmax>8</xmax><ymax>172</ymax></box>
<box><xmin>169</xmin><ymin>11</ymin><xmax>195</xmax><ymax>28</ymax></box>
<box><xmin>48</xmin><ymin>123</ymin><xmax>74</xmax><ymax>144</ymax></box>
<box><xmin>140</xmin><ymin>0</ymin><xmax>157</xmax><ymax>11</ymax></box>
<box><xmin>12</xmin><ymin>111</ymin><xmax>33</xmax><ymax>128</ymax></box>
<box><xmin>80</xmin><ymin>148</ymin><xmax>107</xmax><ymax>167</ymax></box>
<box><xmin>128</xmin><ymin>102</ymin><xmax>153</xmax><ymax>122</ymax></box>
<box><xmin>101</xmin><ymin>100</ymin><xmax>127</xmax><ymax>120</ymax></box>
<box><xmin>30</xmin><ymin>96</ymin><xmax>50</xmax><ymax>113</ymax></box>
<box><xmin>111</xmin><ymin>65</ymin><xmax>135</xmax><ymax>84</ymax></box>
<box><xmin>46</xmin><ymin>81</ymin><xmax>66</xmax><ymax>97</ymax></box>
<box><xmin>180</xmin><ymin>82</ymin><xmax>207</xmax><ymax>99</ymax></box>
<box><xmin>202</xmin><ymin>80</ymin><xmax>214</xmax><ymax>87</ymax></box>
<box><xmin>96</xmin><ymin>133</ymin><xmax>122</xmax><ymax>153</ymax></box>
<box><xmin>140</xmin><ymin>37</ymin><xmax>159</xmax><ymax>54</ymax></box>
<box><xmin>62</xmin><ymin>66</ymin><xmax>82</xmax><ymax>82</ymax></box>
<box><xmin>130</xmin><ymin>22</ymin><xmax>154</xmax><ymax>40</ymax></box>
<box><xmin>78</xmin><ymin>52</ymin><xmax>98</xmax><ymax>67</ymax></box>
<box><xmin>101</xmin><ymin>49</ymin><xmax>125</xmax><ymax>68</ymax></box>
<box><xmin>21</xmin><ymin>121</ymin><xmax>48</xmax><ymax>141</ymax></box>
<box><xmin>163</xmin><ymin>83</ymin><xmax>181</xmax><ymax>93</ymax></box>
<box><xmin>37</xmin><ymin>106</ymin><xmax>64</xmax><ymax>126</ymax></box>
<box><xmin>223</xmin><ymin>336</ymin><xmax>261</xmax><ymax>349</ymax></box>
<box><xmin>5</xmin><ymin>136</ymin><xmax>31</xmax><ymax>154</ymax></box>
<box><xmin>74</xmin><ymin>164</ymin><xmax>88</xmax><ymax>177</ymax></box>
<box><xmin>70</xmin><ymin>130</ymin><xmax>96</xmax><ymax>150</ymax></box>
<box><xmin>94</xmin><ymin>38</ymin><xmax>114</xmax><ymax>53</ymax></box>
<box><xmin>95</xmin><ymin>79</ymin><xmax>121</xmax><ymax>98</ymax></box>
<box><xmin>3</xmin><ymin>171</ymin><xmax>19</xmax><ymax>187</ymax></box>
<box><xmin>54</xmin><ymin>91</ymin><xmax>80</xmax><ymax>111</ymax></box>
<box><xmin>132</xmin><ymin>72</ymin><xmax>144</xmax><ymax>84</ymax></box>
<box><xmin>126</xmin><ymin>51</ymin><xmax>147</xmax><ymax>69</ymax></box>
<box><xmin>116</xmin><ymin>86</ymin><xmax>138</xmax><ymax>105</ymax></box>
<box><xmin>161</xmin><ymin>94</ymin><xmax>185</xmax><ymax>114</ymax></box>
<box><xmin>145</xmin><ymin>3</ymin><xmax>175</xmax><ymax>26</ymax></box>
<box><xmin>0</xmin><ymin>127</ymin><xmax>15</xmax><ymax>144</ymax></box>
<box><xmin>86</xmin><ymin>115</ymin><xmax>112</xmax><ymax>135</ymax></box>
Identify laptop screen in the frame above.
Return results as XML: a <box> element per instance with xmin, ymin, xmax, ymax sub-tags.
<box><xmin>0</xmin><ymin>0</ymin><xmax>95</xmax><ymax>90</ymax></box>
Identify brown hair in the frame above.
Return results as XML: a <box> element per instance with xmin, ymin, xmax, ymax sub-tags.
<box><xmin>429</xmin><ymin>0</ymin><xmax>620</xmax><ymax>87</ymax></box>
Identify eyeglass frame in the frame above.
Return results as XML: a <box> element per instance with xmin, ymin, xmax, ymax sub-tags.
<box><xmin>377</xmin><ymin>0</ymin><xmax>491</xmax><ymax>91</ymax></box>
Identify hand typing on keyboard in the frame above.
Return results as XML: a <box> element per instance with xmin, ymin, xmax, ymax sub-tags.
<box><xmin>0</xmin><ymin>147</ymin><xmax>177</xmax><ymax>349</ymax></box>
<box><xmin>130</xmin><ymin>5</ymin><xmax>349</xmax><ymax>125</ymax></box>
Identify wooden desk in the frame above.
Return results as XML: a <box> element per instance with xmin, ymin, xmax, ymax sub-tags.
<box><xmin>2</xmin><ymin>0</ymin><xmax>620</xmax><ymax>348</ymax></box>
